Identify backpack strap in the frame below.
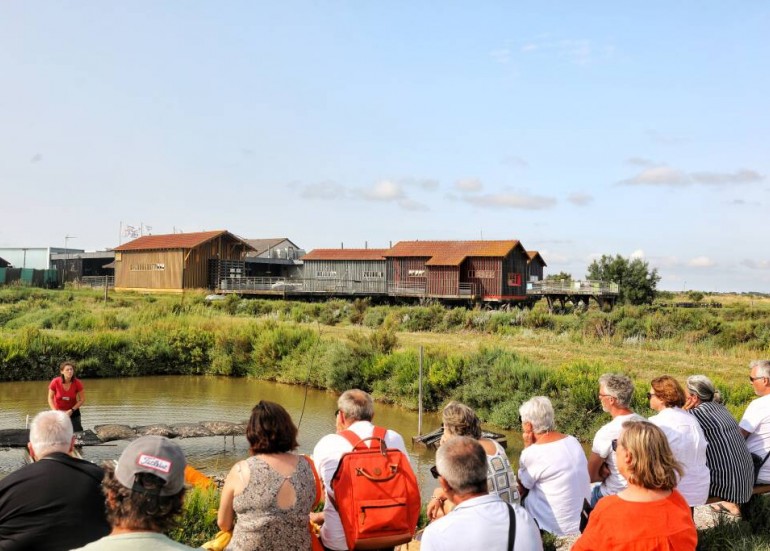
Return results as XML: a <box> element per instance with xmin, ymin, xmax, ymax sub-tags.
<box><xmin>506</xmin><ymin>503</ymin><xmax>516</xmax><ymax>551</ymax></box>
<box><xmin>339</xmin><ymin>426</ymin><xmax>388</xmax><ymax>450</ymax></box>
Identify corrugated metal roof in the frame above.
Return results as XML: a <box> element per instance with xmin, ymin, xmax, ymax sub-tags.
<box><xmin>245</xmin><ymin>238</ymin><xmax>298</xmax><ymax>256</ymax></box>
<box><xmin>301</xmin><ymin>249</ymin><xmax>388</xmax><ymax>261</ymax></box>
<box><xmin>114</xmin><ymin>230</ymin><xmax>254</xmax><ymax>252</ymax></box>
<box><xmin>527</xmin><ymin>251</ymin><xmax>547</xmax><ymax>266</ymax></box>
<box><xmin>385</xmin><ymin>240</ymin><xmax>522</xmax><ymax>266</ymax></box>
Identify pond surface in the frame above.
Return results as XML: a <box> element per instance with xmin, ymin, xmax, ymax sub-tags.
<box><xmin>0</xmin><ymin>376</ymin><xmax>524</xmax><ymax>499</ymax></box>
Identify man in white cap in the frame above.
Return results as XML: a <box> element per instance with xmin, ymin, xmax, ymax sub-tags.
<box><xmin>73</xmin><ymin>435</ymin><xmax>194</xmax><ymax>550</ymax></box>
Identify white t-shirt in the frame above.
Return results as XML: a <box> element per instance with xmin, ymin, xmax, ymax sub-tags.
<box><xmin>739</xmin><ymin>393</ymin><xmax>770</xmax><ymax>483</ymax></box>
<box><xmin>649</xmin><ymin>407</ymin><xmax>710</xmax><ymax>506</ymax></box>
<box><xmin>421</xmin><ymin>494</ymin><xmax>543</xmax><ymax>551</ymax></box>
<box><xmin>518</xmin><ymin>435</ymin><xmax>591</xmax><ymax>536</ymax></box>
<box><xmin>312</xmin><ymin>421</ymin><xmax>409</xmax><ymax>551</ymax></box>
<box><xmin>592</xmin><ymin>413</ymin><xmax>644</xmax><ymax>497</ymax></box>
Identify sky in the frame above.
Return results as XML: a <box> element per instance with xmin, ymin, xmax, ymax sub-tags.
<box><xmin>1</xmin><ymin>2</ymin><xmax>768</xmax><ymax>293</ymax></box>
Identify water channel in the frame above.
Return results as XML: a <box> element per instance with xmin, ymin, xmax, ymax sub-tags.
<box><xmin>0</xmin><ymin>376</ymin><xmax>524</xmax><ymax>500</ymax></box>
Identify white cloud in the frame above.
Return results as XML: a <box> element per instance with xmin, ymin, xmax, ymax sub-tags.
<box><xmin>401</xmin><ymin>177</ymin><xmax>440</xmax><ymax>191</ymax></box>
<box><xmin>463</xmin><ymin>193</ymin><xmax>557</xmax><ymax>210</ymax></box>
<box><xmin>741</xmin><ymin>259</ymin><xmax>770</xmax><ymax>270</ymax></box>
<box><xmin>618</xmin><ymin>165</ymin><xmax>765</xmax><ymax>188</ymax></box>
<box><xmin>361</xmin><ymin>180</ymin><xmax>405</xmax><ymax>201</ymax></box>
<box><xmin>630</xmin><ymin>249</ymin><xmax>646</xmax><ymax>260</ymax></box>
<box><xmin>691</xmin><ymin>170</ymin><xmax>764</xmax><ymax>185</ymax></box>
<box><xmin>567</xmin><ymin>192</ymin><xmax>593</xmax><ymax>206</ymax></box>
<box><xmin>618</xmin><ymin>166</ymin><xmax>690</xmax><ymax>187</ymax></box>
<box><xmin>688</xmin><ymin>256</ymin><xmax>716</xmax><ymax>268</ymax></box>
<box><xmin>518</xmin><ymin>37</ymin><xmax>612</xmax><ymax>66</ymax></box>
<box><xmin>299</xmin><ymin>181</ymin><xmax>347</xmax><ymax>200</ymax></box>
<box><xmin>454</xmin><ymin>178</ymin><xmax>483</xmax><ymax>192</ymax></box>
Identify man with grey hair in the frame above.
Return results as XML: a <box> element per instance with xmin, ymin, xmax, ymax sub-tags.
<box><xmin>739</xmin><ymin>360</ymin><xmax>770</xmax><ymax>483</ymax></box>
<box><xmin>422</xmin><ymin>437</ymin><xmax>541</xmax><ymax>551</ymax></box>
<box><xmin>312</xmin><ymin>389</ymin><xmax>409</xmax><ymax>550</ymax></box>
<box><xmin>0</xmin><ymin>410</ymin><xmax>109</xmax><ymax>550</ymax></box>
<box><xmin>587</xmin><ymin>373</ymin><xmax>644</xmax><ymax>505</ymax></box>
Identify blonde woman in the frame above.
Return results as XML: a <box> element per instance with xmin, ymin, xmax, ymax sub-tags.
<box><xmin>427</xmin><ymin>402</ymin><xmax>517</xmax><ymax>521</ymax></box>
<box><xmin>573</xmin><ymin>420</ymin><xmax>696</xmax><ymax>550</ymax></box>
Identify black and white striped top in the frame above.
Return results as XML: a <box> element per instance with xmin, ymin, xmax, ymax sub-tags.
<box><xmin>689</xmin><ymin>401</ymin><xmax>754</xmax><ymax>504</ymax></box>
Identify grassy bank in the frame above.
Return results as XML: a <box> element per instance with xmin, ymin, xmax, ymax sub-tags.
<box><xmin>3</xmin><ymin>287</ymin><xmax>769</xmax><ymax>548</ymax></box>
<box><xmin>0</xmin><ymin>287</ymin><xmax>765</xmax><ymax>438</ymax></box>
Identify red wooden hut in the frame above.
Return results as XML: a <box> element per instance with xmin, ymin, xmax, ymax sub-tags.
<box><xmin>384</xmin><ymin>240</ymin><xmax>530</xmax><ymax>301</ymax></box>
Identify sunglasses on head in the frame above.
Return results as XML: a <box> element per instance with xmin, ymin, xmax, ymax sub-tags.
<box><xmin>611</xmin><ymin>439</ymin><xmax>618</xmax><ymax>452</ymax></box>
<box><xmin>430</xmin><ymin>465</ymin><xmax>440</xmax><ymax>479</ymax></box>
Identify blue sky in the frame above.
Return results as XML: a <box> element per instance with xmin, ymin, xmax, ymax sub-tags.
<box><xmin>1</xmin><ymin>2</ymin><xmax>768</xmax><ymax>292</ymax></box>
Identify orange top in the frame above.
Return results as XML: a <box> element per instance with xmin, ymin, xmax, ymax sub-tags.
<box><xmin>572</xmin><ymin>490</ymin><xmax>696</xmax><ymax>551</ymax></box>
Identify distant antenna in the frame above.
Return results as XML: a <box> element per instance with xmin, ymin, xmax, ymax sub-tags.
<box><xmin>389</xmin><ymin>240</ymin><xmax>392</xmax><ymax>248</ymax></box>
<box><xmin>341</xmin><ymin>242</ymin><xmax>344</xmax><ymax>249</ymax></box>
<box><xmin>480</xmin><ymin>229</ymin><xmax>483</xmax><ymax>240</ymax></box>
<box><xmin>365</xmin><ymin>241</ymin><xmax>368</xmax><ymax>249</ymax></box>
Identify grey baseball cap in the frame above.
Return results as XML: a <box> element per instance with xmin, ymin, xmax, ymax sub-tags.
<box><xmin>115</xmin><ymin>435</ymin><xmax>186</xmax><ymax>496</ymax></box>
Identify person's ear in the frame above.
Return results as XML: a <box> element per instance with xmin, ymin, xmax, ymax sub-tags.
<box><xmin>27</xmin><ymin>443</ymin><xmax>37</xmax><ymax>461</ymax></box>
<box><xmin>68</xmin><ymin>436</ymin><xmax>75</xmax><ymax>454</ymax></box>
<box><xmin>439</xmin><ymin>476</ymin><xmax>452</xmax><ymax>493</ymax></box>
<box><xmin>523</xmin><ymin>421</ymin><xmax>533</xmax><ymax>432</ymax></box>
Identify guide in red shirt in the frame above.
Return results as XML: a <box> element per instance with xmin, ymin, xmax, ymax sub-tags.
<box><xmin>48</xmin><ymin>361</ymin><xmax>85</xmax><ymax>432</ymax></box>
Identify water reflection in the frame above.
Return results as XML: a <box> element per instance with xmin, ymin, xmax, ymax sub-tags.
<box><xmin>0</xmin><ymin>376</ymin><xmax>524</xmax><ymax>500</ymax></box>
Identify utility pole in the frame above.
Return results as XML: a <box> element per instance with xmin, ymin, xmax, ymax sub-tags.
<box><xmin>64</xmin><ymin>235</ymin><xmax>76</xmax><ymax>285</ymax></box>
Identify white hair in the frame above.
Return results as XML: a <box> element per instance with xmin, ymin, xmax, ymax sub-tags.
<box><xmin>29</xmin><ymin>410</ymin><xmax>72</xmax><ymax>458</ymax></box>
<box><xmin>519</xmin><ymin>396</ymin><xmax>555</xmax><ymax>433</ymax></box>
<box><xmin>750</xmin><ymin>360</ymin><xmax>770</xmax><ymax>379</ymax></box>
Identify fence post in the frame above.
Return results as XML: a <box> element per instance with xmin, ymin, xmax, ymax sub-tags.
<box><xmin>418</xmin><ymin>346</ymin><xmax>424</xmax><ymax>436</ymax></box>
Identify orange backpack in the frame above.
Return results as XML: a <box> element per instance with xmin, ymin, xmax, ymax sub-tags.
<box><xmin>329</xmin><ymin>426</ymin><xmax>420</xmax><ymax>550</ymax></box>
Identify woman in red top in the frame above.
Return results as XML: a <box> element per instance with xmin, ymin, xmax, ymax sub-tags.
<box><xmin>572</xmin><ymin>420</ymin><xmax>697</xmax><ymax>551</ymax></box>
<box><xmin>48</xmin><ymin>361</ymin><xmax>85</xmax><ymax>432</ymax></box>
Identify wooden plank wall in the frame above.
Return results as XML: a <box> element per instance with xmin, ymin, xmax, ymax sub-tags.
<box><xmin>183</xmin><ymin>236</ymin><xmax>246</xmax><ymax>289</ymax></box>
<box><xmin>501</xmin><ymin>245</ymin><xmax>528</xmax><ymax>296</ymax></box>
<box><xmin>388</xmin><ymin>257</ymin><xmax>429</xmax><ymax>285</ymax></box>
<box><xmin>115</xmin><ymin>250</ymin><xmax>184</xmax><ymax>290</ymax></box>
<box><xmin>427</xmin><ymin>265</ymin><xmax>460</xmax><ymax>296</ymax></box>
<box><xmin>303</xmin><ymin>259</ymin><xmax>387</xmax><ymax>293</ymax></box>
<box><xmin>463</xmin><ymin>257</ymin><xmax>502</xmax><ymax>297</ymax></box>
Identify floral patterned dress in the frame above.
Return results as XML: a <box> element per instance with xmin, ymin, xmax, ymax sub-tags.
<box><xmin>226</xmin><ymin>455</ymin><xmax>316</xmax><ymax>551</ymax></box>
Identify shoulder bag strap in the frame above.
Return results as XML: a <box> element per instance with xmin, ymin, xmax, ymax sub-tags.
<box><xmin>301</xmin><ymin>455</ymin><xmax>323</xmax><ymax>509</ymax></box>
<box><xmin>506</xmin><ymin>502</ymin><xmax>516</xmax><ymax>551</ymax></box>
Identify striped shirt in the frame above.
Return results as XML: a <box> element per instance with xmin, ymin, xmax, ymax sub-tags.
<box><xmin>690</xmin><ymin>401</ymin><xmax>754</xmax><ymax>504</ymax></box>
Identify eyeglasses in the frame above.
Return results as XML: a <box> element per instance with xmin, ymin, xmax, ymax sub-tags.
<box><xmin>749</xmin><ymin>376</ymin><xmax>767</xmax><ymax>382</ymax></box>
<box><xmin>611</xmin><ymin>439</ymin><xmax>618</xmax><ymax>452</ymax></box>
<box><xmin>430</xmin><ymin>465</ymin><xmax>440</xmax><ymax>479</ymax></box>
<box><xmin>598</xmin><ymin>393</ymin><xmax>613</xmax><ymax>399</ymax></box>
<box><xmin>646</xmin><ymin>392</ymin><xmax>656</xmax><ymax>400</ymax></box>
<box><xmin>334</xmin><ymin>409</ymin><xmax>340</xmax><ymax>418</ymax></box>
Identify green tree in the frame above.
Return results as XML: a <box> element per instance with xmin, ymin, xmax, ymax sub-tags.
<box><xmin>546</xmin><ymin>271</ymin><xmax>572</xmax><ymax>282</ymax></box>
<box><xmin>586</xmin><ymin>254</ymin><xmax>661</xmax><ymax>305</ymax></box>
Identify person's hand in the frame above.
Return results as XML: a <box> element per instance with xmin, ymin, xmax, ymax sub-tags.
<box><xmin>309</xmin><ymin>511</ymin><xmax>324</xmax><ymax>526</ymax></box>
<box><xmin>67</xmin><ymin>410</ymin><xmax>73</xmax><ymax>417</ymax></box>
<box><xmin>599</xmin><ymin>462</ymin><xmax>611</xmax><ymax>480</ymax></box>
<box><xmin>426</xmin><ymin>489</ymin><xmax>448</xmax><ymax>521</ymax></box>
<box><xmin>522</xmin><ymin>428</ymin><xmax>535</xmax><ymax>447</ymax></box>
<box><xmin>683</xmin><ymin>395</ymin><xmax>698</xmax><ymax>411</ymax></box>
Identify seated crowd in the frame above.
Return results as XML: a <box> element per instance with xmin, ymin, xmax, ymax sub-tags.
<box><xmin>0</xmin><ymin>360</ymin><xmax>768</xmax><ymax>551</ymax></box>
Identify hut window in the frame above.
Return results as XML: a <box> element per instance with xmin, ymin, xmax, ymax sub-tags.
<box><xmin>508</xmin><ymin>273</ymin><xmax>522</xmax><ymax>286</ymax></box>
<box><xmin>363</xmin><ymin>271</ymin><xmax>383</xmax><ymax>279</ymax></box>
<box><xmin>468</xmin><ymin>270</ymin><xmax>495</xmax><ymax>279</ymax></box>
<box><xmin>408</xmin><ymin>269</ymin><xmax>426</xmax><ymax>277</ymax></box>
<box><xmin>317</xmin><ymin>270</ymin><xmax>337</xmax><ymax>279</ymax></box>
<box><xmin>130</xmin><ymin>263</ymin><xmax>166</xmax><ymax>272</ymax></box>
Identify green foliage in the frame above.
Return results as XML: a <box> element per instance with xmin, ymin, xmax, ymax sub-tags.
<box><xmin>169</xmin><ymin>485</ymin><xmax>220</xmax><ymax>547</ymax></box>
<box><xmin>545</xmin><ymin>271</ymin><xmax>573</xmax><ymax>282</ymax></box>
<box><xmin>586</xmin><ymin>254</ymin><xmax>661</xmax><ymax>305</ymax></box>
<box><xmin>687</xmin><ymin>290</ymin><xmax>705</xmax><ymax>303</ymax></box>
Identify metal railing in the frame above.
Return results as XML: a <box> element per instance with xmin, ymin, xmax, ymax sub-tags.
<box><xmin>79</xmin><ymin>276</ymin><xmax>115</xmax><ymax>288</ymax></box>
<box><xmin>527</xmin><ymin>279</ymin><xmax>619</xmax><ymax>295</ymax></box>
